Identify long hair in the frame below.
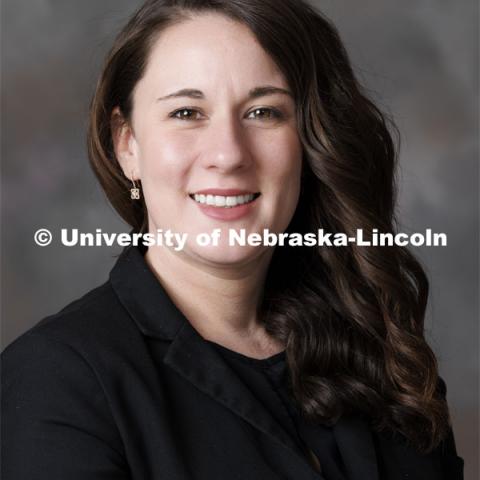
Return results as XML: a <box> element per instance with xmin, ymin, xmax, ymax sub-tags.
<box><xmin>87</xmin><ymin>0</ymin><xmax>450</xmax><ymax>453</ymax></box>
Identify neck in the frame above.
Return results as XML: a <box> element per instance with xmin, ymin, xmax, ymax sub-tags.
<box><xmin>144</xmin><ymin>244</ymin><xmax>281</xmax><ymax>355</ymax></box>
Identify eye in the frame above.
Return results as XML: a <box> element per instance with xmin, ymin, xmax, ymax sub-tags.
<box><xmin>246</xmin><ymin>107</ymin><xmax>283</xmax><ymax>121</ymax></box>
<box><xmin>169</xmin><ymin>108</ymin><xmax>203</xmax><ymax>121</ymax></box>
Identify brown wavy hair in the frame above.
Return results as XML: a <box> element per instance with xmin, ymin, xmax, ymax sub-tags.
<box><xmin>87</xmin><ymin>0</ymin><xmax>451</xmax><ymax>453</ymax></box>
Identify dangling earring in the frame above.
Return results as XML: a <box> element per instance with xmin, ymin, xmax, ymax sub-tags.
<box><xmin>130</xmin><ymin>175</ymin><xmax>140</xmax><ymax>200</ymax></box>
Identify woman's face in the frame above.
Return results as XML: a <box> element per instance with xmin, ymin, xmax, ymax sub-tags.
<box><xmin>116</xmin><ymin>13</ymin><xmax>303</xmax><ymax>266</ymax></box>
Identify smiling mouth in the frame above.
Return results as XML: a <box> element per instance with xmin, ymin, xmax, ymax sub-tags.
<box><xmin>189</xmin><ymin>192</ymin><xmax>261</xmax><ymax>208</ymax></box>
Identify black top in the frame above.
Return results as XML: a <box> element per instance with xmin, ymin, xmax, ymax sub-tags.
<box><xmin>1</xmin><ymin>244</ymin><xmax>464</xmax><ymax>480</ymax></box>
<box><xmin>207</xmin><ymin>341</ymin><xmax>347</xmax><ymax>480</ymax></box>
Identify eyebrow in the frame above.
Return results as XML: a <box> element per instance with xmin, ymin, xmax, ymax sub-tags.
<box><xmin>156</xmin><ymin>85</ymin><xmax>293</xmax><ymax>102</ymax></box>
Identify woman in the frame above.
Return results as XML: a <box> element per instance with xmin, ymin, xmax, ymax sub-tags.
<box><xmin>2</xmin><ymin>0</ymin><xmax>464</xmax><ymax>479</ymax></box>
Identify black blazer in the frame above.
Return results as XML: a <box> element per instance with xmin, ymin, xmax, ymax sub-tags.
<box><xmin>2</xmin><ymin>245</ymin><xmax>464</xmax><ymax>480</ymax></box>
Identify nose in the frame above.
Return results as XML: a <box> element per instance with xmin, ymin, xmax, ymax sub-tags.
<box><xmin>198</xmin><ymin>113</ymin><xmax>252</xmax><ymax>173</ymax></box>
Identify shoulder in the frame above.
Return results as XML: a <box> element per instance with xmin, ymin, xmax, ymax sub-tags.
<box><xmin>2</xmin><ymin>280</ymin><xmax>141</xmax><ymax>384</ymax></box>
<box><xmin>372</xmin><ymin>377</ymin><xmax>464</xmax><ymax>480</ymax></box>
<box><xmin>1</xmin><ymin>284</ymin><xmax>118</xmax><ymax>430</ymax></box>
<box><xmin>1</xmin><ymin>283</ymin><xmax>130</xmax><ymax>477</ymax></box>
<box><xmin>1</xmin><ymin>280</ymin><xmax>139</xmax><ymax>430</ymax></box>
<box><xmin>27</xmin><ymin>280</ymin><xmax>127</xmax><ymax>343</ymax></box>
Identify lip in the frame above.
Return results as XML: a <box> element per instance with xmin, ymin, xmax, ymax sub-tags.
<box><xmin>190</xmin><ymin>188</ymin><xmax>259</xmax><ymax>196</ymax></box>
<box><xmin>189</xmin><ymin>190</ymin><xmax>261</xmax><ymax>222</ymax></box>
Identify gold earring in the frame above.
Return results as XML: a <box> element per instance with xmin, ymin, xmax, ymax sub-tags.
<box><xmin>130</xmin><ymin>175</ymin><xmax>140</xmax><ymax>200</ymax></box>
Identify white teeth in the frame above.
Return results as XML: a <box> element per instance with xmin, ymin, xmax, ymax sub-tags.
<box><xmin>192</xmin><ymin>193</ymin><xmax>256</xmax><ymax>208</ymax></box>
<box><xmin>215</xmin><ymin>195</ymin><xmax>226</xmax><ymax>207</ymax></box>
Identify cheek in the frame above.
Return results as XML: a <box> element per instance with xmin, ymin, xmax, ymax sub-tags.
<box><xmin>255</xmin><ymin>129</ymin><xmax>303</xmax><ymax>191</ymax></box>
<box><xmin>138</xmin><ymin>131</ymin><xmax>192</xmax><ymax>185</ymax></box>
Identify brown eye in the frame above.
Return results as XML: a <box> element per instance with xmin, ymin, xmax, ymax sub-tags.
<box><xmin>247</xmin><ymin>107</ymin><xmax>282</xmax><ymax>120</ymax></box>
<box><xmin>170</xmin><ymin>108</ymin><xmax>202</xmax><ymax>121</ymax></box>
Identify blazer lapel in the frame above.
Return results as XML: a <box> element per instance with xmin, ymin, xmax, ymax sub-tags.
<box><xmin>332</xmin><ymin>415</ymin><xmax>379</xmax><ymax>480</ymax></box>
<box><xmin>164</xmin><ymin>320</ymin><xmax>303</xmax><ymax>456</ymax></box>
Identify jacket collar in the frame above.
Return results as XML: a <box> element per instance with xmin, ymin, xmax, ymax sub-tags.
<box><xmin>110</xmin><ymin>245</ymin><xmax>379</xmax><ymax>479</ymax></box>
<box><xmin>110</xmin><ymin>244</ymin><xmax>184</xmax><ymax>340</ymax></box>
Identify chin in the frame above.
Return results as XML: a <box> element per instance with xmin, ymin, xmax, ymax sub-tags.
<box><xmin>190</xmin><ymin>244</ymin><xmax>267</xmax><ymax>267</ymax></box>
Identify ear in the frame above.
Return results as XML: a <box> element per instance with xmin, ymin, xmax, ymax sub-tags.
<box><xmin>111</xmin><ymin>107</ymin><xmax>140</xmax><ymax>181</ymax></box>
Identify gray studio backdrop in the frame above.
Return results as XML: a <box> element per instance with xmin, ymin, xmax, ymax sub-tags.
<box><xmin>1</xmin><ymin>1</ymin><xmax>478</xmax><ymax>478</ymax></box>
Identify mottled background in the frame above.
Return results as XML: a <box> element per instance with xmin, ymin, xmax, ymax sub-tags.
<box><xmin>1</xmin><ymin>0</ymin><xmax>478</xmax><ymax>478</ymax></box>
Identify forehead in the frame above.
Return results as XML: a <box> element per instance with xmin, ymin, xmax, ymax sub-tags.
<box><xmin>138</xmin><ymin>13</ymin><xmax>288</xmax><ymax>94</ymax></box>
